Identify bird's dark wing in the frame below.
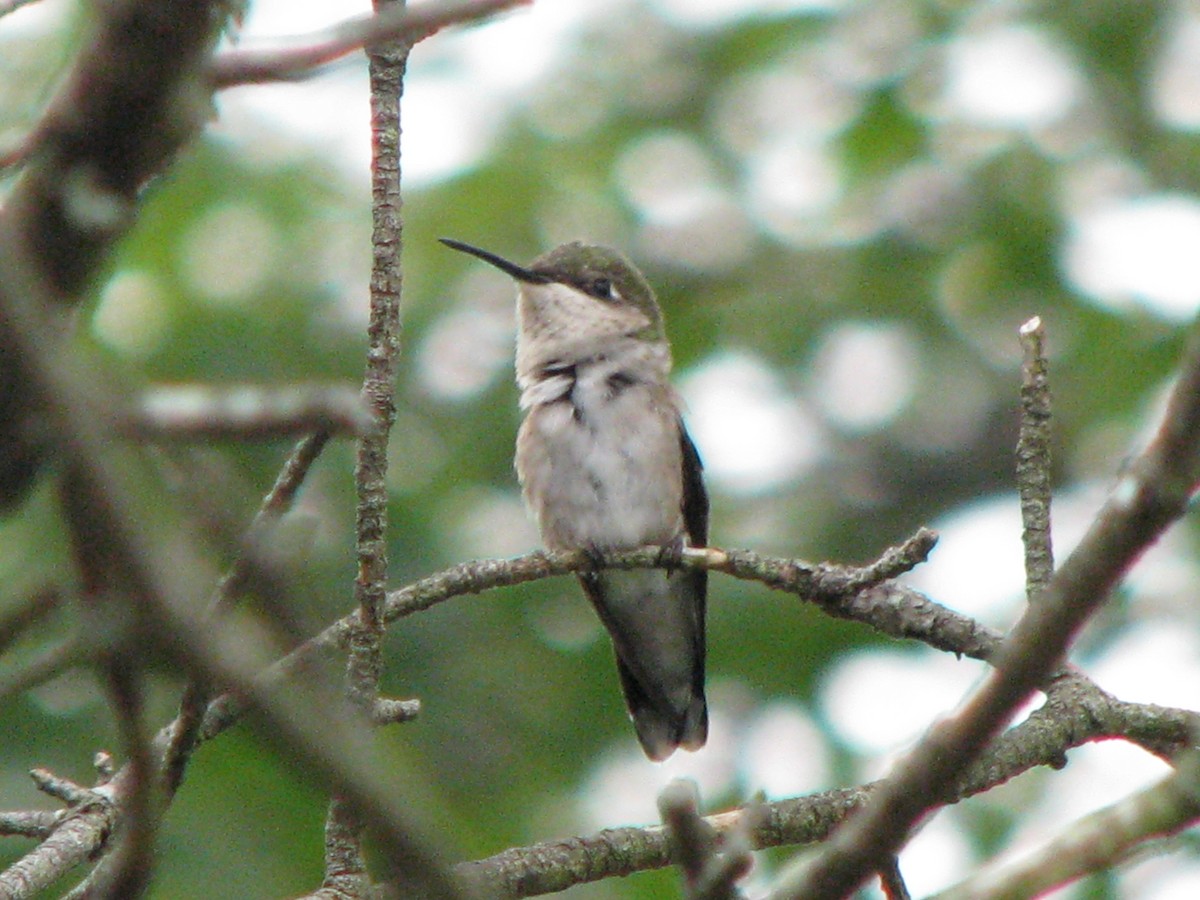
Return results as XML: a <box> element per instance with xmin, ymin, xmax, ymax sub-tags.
<box><xmin>679</xmin><ymin>421</ymin><xmax>708</xmax><ymax>547</ymax></box>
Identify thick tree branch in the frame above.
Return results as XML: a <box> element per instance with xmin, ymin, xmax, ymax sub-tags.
<box><xmin>0</xmin><ymin>0</ymin><xmax>224</xmax><ymax>509</ymax></box>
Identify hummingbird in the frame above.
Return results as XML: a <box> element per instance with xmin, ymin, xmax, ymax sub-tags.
<box><xmin>441</xmin><ymin>238</ymin><xmax>709</xmax><ymax>761</ymax></box>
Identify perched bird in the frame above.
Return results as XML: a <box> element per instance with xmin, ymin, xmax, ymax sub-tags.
<box><xmin>441</xmin><ymin>238</ymin><xmax>709</xmax><ymax>760</ymax></box>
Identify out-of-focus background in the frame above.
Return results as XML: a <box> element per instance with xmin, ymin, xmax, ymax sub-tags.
<box><xmin>3</xmin><ymin>0</ymin><xmax>1200</xmax><ymax>897</ymax></box>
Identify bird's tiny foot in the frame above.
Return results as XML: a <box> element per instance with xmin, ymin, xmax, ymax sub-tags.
<box><xmin>656</xmin><ymin>535</ymin><xmax>686</xmax><ymax>574</ymax></box>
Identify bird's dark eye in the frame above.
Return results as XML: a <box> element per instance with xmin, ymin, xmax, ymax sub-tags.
<box><xmin>589</xmin><ymin>277</ymin><xmax>615</xmax><ymax>300</ymax></box>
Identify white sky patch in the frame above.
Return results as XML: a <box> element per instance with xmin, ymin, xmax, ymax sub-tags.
<box><xmin>899</xmin><ymin>812</ymin><xmax>976</xmax><ymax>896</ymax></box>
<box><xmin>1122</xmin><ymin>853</ymin><xmax>1200</xmax><ymax>899</ymax></box>
<box><xmin>416</xmin><ymin>273</ymin><xmax>515</xmax><ymax>400</ymax></box>
<box><xmin>819</xmin><ymin>649</ymin><xmax>986</xmax><ymax>758</ymax></box>
<box><xmin>615</xmin><ymin>131</ymin><xmax>723</xmax><ymax>223</ymax></box>
<box><xmin>745</xmin><ymin>137</ymin><xmax>842</xmax><ymax>243</ymax></box>
<box><xmin>1062</xmin><ymin>194</ymin><xmax>1200</xmax><ymax>319</ymax></box>
<box><xmin>942</xmin><ymin>24</ymin><xmax>1080</xmax><ymax>129</ymax></box>
<box><xmin>905</xmin><ymin>488</ymin><xmax>1111</xmax><ymax>627</ymax></box>
<box><xmin>715</xmin><ymin>62</ymin><xmax>861</xmax><ymax>159</ymax></box>
<box><xmin>218</xmin><ymin>0</ymin><xmax>604</xmax><ymax>185</ymax></box>
<box><xmin>993</xmin><ymin>742</ymin><xmax>1171</xmax><ymax>870</ymax></box>
<box><xmin>0</xmin><ymin>0</ymin><xmax>67</xmax><ymax>35</ymax></box>
<box><xmin>1090</xmin><ymin>620</ymin><xmax>1200</xmax><ymax>712</ymax></box>
<box><xmin>635</xmin><ymin>195</ymin><xmax>755</xmax><ymax>272</ymax></box>
<box><xmin>809</xmin><ymin>321</ymin><xmax>918</xmax><ymax>431</ymax></box>
<box><xmin>679</xmin><ymin>352</ymin><xmax>822</xmax><ymax>494</ymax></box>
<box><xmin>903</xmin><ymin>494</ymin><xmax>1026</xmax><ymax>625</ymax></box>
<box><xmin>442</xmin><ymin>487</ymin><xmax>538</xmax><ymax>559</ymax></box>
<box><xmin>616</xmin><ymin>132</ymin><xmax>755</xmax><ymax>270</ymax></box>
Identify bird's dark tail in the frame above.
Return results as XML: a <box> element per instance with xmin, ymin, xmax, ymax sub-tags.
<box><xmin>581</xmin><ymin>567</ymin><xmax>708</xmax><ymax>761</ymax></box>
<box><xmin>615</xmin><ymin>655</ymin><xmax>708</xmax><ymax>761</ymax></box>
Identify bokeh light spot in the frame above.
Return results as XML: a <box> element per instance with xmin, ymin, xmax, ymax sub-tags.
<box><xmin>943</xmin><ymin>25</ymin><xmax>1080</xmax><ymax>129</ymax></box>
<box><xmin>1063</xmin><ymin>193</ymin><xmax>1200</xmax><ymax>319</ymax></box>
<box><xmin>680</xmin><ymin>352</ymin><xmax>822</xmax><ymax>493</ymax></box>
<box><xmin>181</xmin><ymin>202</ymin><xmax>280</xmax><ymax>306</ymax></box>
<box><xmin>93</xmin><ymin>271</ymin><xmax>170</xmax><ymax>358</ymax></box>
<box><xmin>810</xmin><ymin>321</ymin><xmax>918</xmax><ymax>431</ymax></box>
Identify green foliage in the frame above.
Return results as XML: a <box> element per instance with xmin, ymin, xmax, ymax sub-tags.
<box><xmin>3</xmin><ymin>0</ymin><xmax>1200</xmax><ymax>896</ymax></box>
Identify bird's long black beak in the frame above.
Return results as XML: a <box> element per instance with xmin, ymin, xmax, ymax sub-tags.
<box><xmin>440</xmin><ymin>238</ymin><xmax>549</xmax><ymax>283</ymax></box>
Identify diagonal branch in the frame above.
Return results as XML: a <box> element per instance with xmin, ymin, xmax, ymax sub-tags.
<box><xmin>771</xmin><ymin>314</ymin><xmax>1200</xmax><ymax>898</ymax></box>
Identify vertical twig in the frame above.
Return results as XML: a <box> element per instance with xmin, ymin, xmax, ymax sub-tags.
<box><xmin>1016</xmin><ymin>316</ymin><xmax>1054</xmax><ymax>599</ymax></box>
<box><xmin>324</xmin><ymin>0</ymin><xmax>411</xmax><ymax>892</ymax></box>
<box><xmin>348</xmin><ymin>0</ymin><xmax>407</xmax><ymax>715</ymax></box>
<box><xmin>659</xmin><ymin>781</ymin><xmax>754</xmax><ymax>900</ymax></box>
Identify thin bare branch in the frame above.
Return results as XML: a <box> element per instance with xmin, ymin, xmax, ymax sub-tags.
<box><xmin>0</xmin><ymin>783</ymin><xmax>118</xmax><ymax>897</ymax></box>
<box><xmin>0</xmin><ymin>639</ymin><xmax>84</xmax><ymax>706</ymax></box>
<box><xmin>372</xmin><ymin>698</ymin><xmax>421</xmax><ymax>725</ymax></box>
<box><xmin>210</xmin><ymin>0</ymin><xmax>527</xmax><ymax>88</ymax></box>
<box><xmin>70</xmin><ymin>667</ymin><xmax>158</xmax><ymax>900</ymax></box>
<box><xmin>29</xmin><ymin>770</ymin><xmax>90</xmax><ymax>807</ymax></box>
<box><xmin>659</xmin><ymin>780</ymin><xmax>719</xmax><ymax>890</ymax></box>
<box><xmin>658</xmin><ymin>780</ymin><xmax>756</xmax><ymax>900</ymax></box>
<box><xmin>320</xmin><ymin>795</ymin><xmax>370</xmax><ymax>898</ymax></box>
<box><xmin>0</xmin><ymin>810</ymin><xmax>58</xmax><ymax>839</ymax></box>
